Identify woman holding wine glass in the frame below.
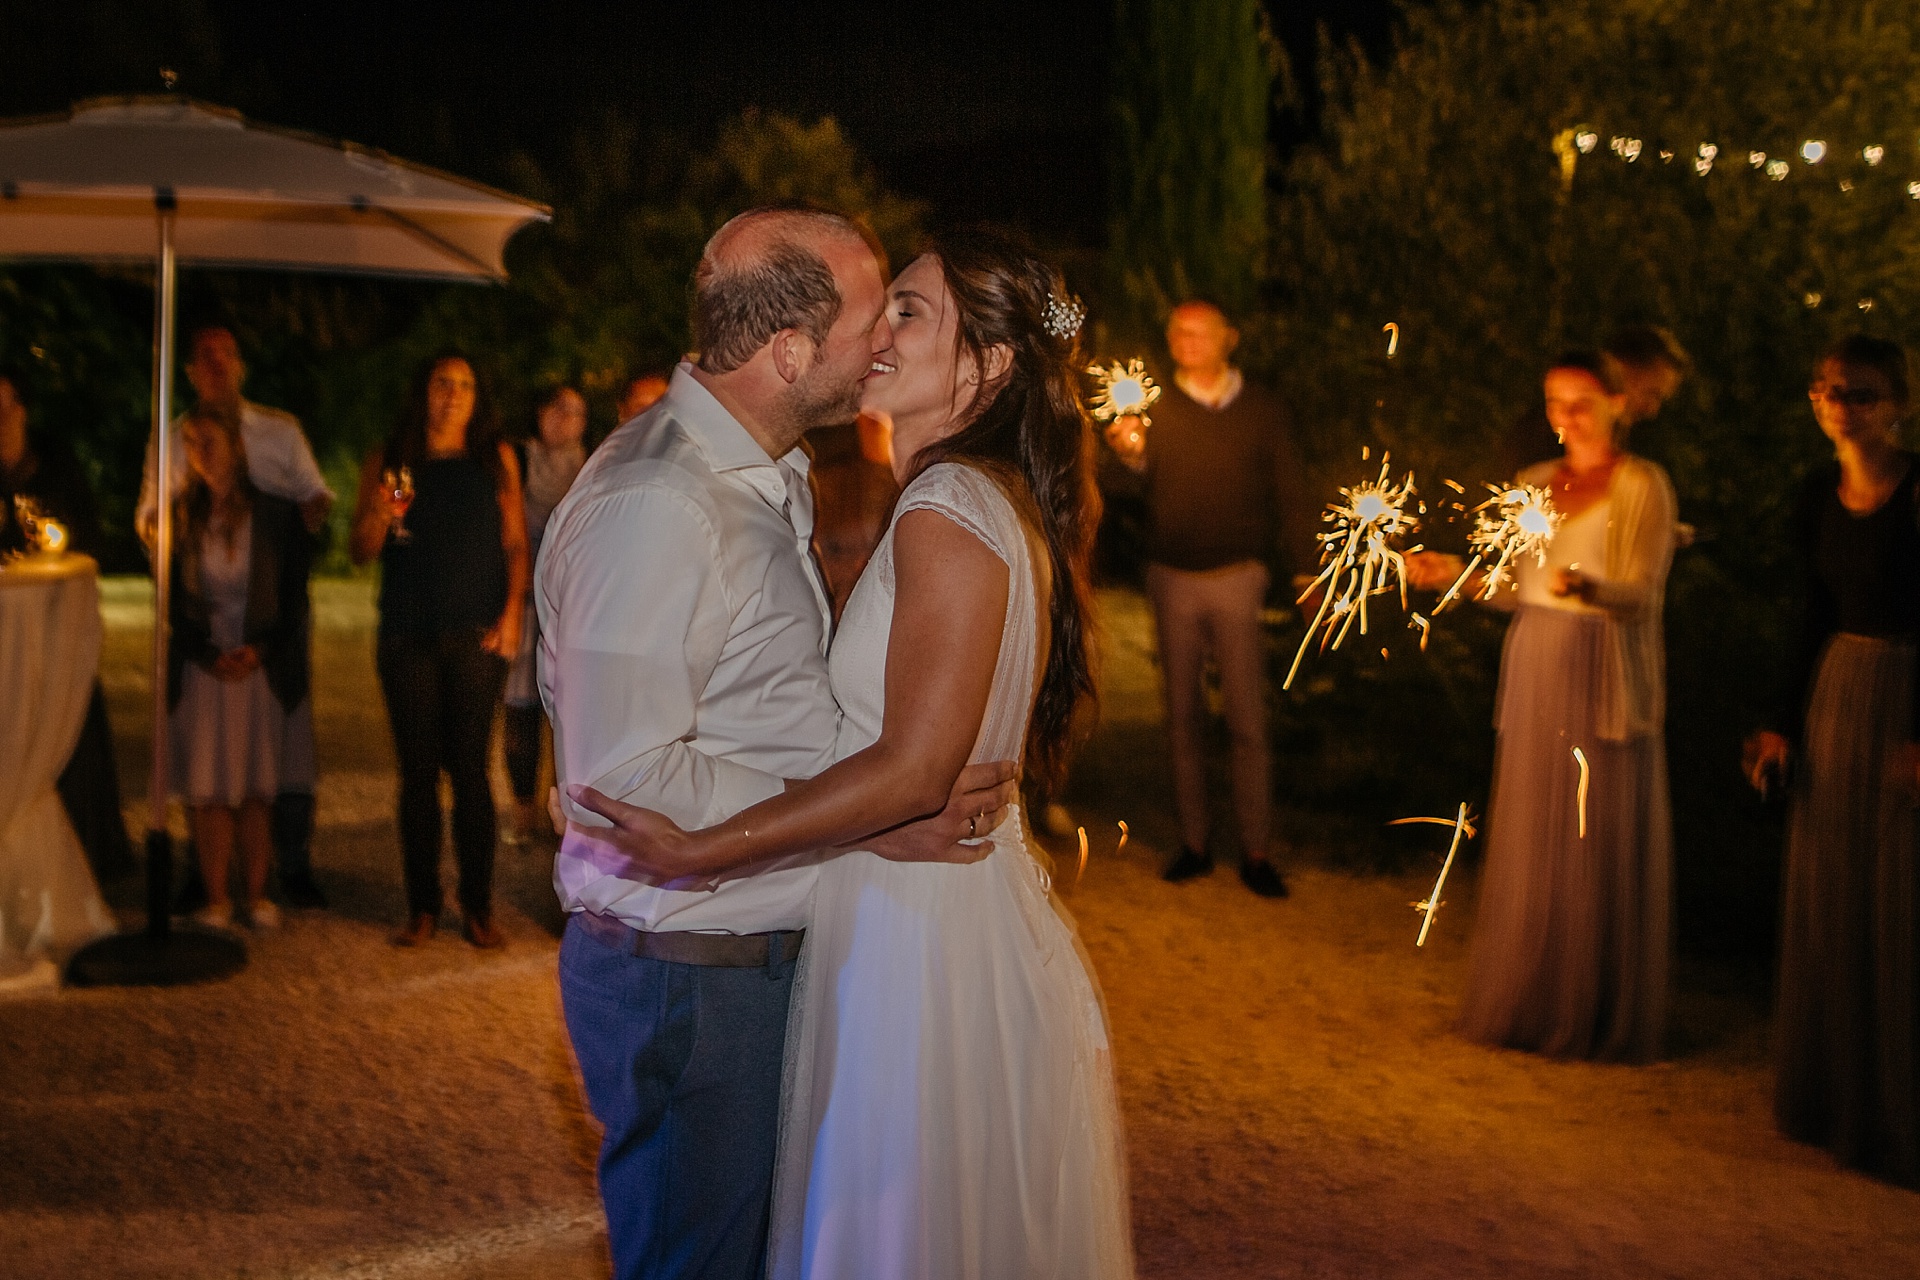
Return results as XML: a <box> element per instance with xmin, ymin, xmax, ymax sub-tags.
<box><xmin>351</xmin><ymin>352</ymin><xmax>529</xmax><ymax>948</ymax></box>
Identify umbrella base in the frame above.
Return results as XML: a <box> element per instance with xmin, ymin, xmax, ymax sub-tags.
<box><xmin>64</xmin><ymin>831</ymin><xmax>247</xmax><ymax>987</ymax></box>
<box><xmin>65</xmin><ymin>928</ymin><xmax>247</xmax><ymax>988</ymax></box>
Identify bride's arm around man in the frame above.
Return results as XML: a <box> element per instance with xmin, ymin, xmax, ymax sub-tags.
<box><xmin>536</xmin><ymin>207</ymin><xmax>1015</xmax><ymax>1280</ymax></box>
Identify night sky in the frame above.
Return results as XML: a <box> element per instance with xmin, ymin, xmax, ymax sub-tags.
<box><xmin>1</xmin><ymin>0</ymin><xmax>1399</xmax><ymax>243</ymax></box>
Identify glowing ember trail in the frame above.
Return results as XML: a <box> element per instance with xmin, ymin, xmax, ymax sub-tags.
<box><xmin>1391</xmin><ymin>804</ymin><xmax>1477</xmax><ymax>946</ymax></box>
<box><xmin>1431</xmin><ymin>482</ymin><xmax>1563</xmax><ymax>614</ymax></box>
<box><xmin>1284</xmin><ymin>453</ymin><xmax>1423</xmax><ymax>690</ymax></box>
<box><xmin>1572</xmin><ymin>747</ymin><xmax>1590</xmax><ymax>838</ymax></box>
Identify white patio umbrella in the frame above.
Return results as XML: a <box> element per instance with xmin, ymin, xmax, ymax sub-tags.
<box><xmin>0</xmin><ymin>95</ymin><xmax>549</xmax><ymax>983</ymax></box>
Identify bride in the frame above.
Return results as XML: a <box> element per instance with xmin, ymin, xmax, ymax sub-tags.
<box><xmin>571</xmin><ymin>228</ymin><xmax>1134</xmax><ymax>1278</ymax></box>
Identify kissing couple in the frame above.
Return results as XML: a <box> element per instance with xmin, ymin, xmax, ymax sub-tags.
<box><xmin>537</xmin><ymin>208</ymin><xmax>1133</xmax><ymax>1279</ymax></box>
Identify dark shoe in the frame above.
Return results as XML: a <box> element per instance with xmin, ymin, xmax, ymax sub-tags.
<box><xmin>1162</xmin><ymin>846</ymin><xmax>1214</xmax><ymax>883</ymax></box>
<box><xmin>1240</xmin><ymin>858</ymin><xmax>1290</xmax><ymax>898</ymax></box>
<box><xmin>280</xmin><ymin>870</ymin><xmax>330</xmax><ymax>910</ymax></box>
<box><xmin>462</xmin><ymin>916</ymin><xmax>505</xmax><ymax>950</ymax></box>
<box><xmin>391</xmin><ymin>913</ymin><xmax>437</xmax><ymax>947</ymax></box>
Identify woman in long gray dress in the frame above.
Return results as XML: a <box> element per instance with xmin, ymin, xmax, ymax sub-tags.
<box><xmin>1412</xmin><ymin>350</ymin><xmax>1677</xmax><ymax>1060</ymax></box>
<box><xmin>1746</xmin><ymin>334</ymin><xmax>1920</xmax><ymax>1186</ymax></box>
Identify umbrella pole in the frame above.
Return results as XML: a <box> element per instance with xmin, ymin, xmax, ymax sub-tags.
<box><xmin>145</xmin><ymin>194</ymin><xmax>177</xmax><ymax>941</ymax></box>
<box><xmin>66</xmin><ymin>191</ymin><xmax>246</xmax><ymax>987</ymax></box>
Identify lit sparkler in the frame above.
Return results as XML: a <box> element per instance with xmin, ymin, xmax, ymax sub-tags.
<box><xmin>1077</xmin><ymin>826</ymin><xmax>1089</xmax><ymax>888</ymax></box>
<box><xmin>1115</xmin><ymin>820</ymin><xmax>1129</xmax><ymax>853</ymax></box>
<box><xmin>1572</xmin><ymin>747</ymin><xmax>1590</xmax><ymax>838</ymax></box>
<box><xmin>1087</xmin><ymin>358</ymin><xmax>1162</xmax><ymax>427</ymax></box>
<box><xmin>1391</xmin><ymin>804</ymin><xmax>1477</xmax><ymax>947</ymax></box>
<box><xmin>1283</xmin><ymin>453</ymin><xmax>1422</xmax><ymax>690</ymax></box>
<box><xmin>1430</xmin><ymin>482</ymin><xmax>1563</xmax><ymax>614</ymax></box>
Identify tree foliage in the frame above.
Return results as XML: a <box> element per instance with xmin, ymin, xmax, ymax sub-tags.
<box><xmin>1105</xmin><ymin>0</ymin><xmax>1281</xmax><ymax>338</ymax></box>
<box><xmin>1269</xmin><ymin>0</ymin><xmax>1920</xmax><ymax>950</ymax></box>
<box><xmin>0</xmin><ymin>110</ymin><xmax>925</xmax><ymax>570</ymax></box>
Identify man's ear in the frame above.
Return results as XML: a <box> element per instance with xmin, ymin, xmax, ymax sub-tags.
<box><xmin>1223</xmin><ymin>326</ymin><xmax>1242</xmax><ymax>359</ymax></box>
<box><xmin>769</xmin><ymin>329</ymin><xmax>815</xmax><ymax>386</ymax></box>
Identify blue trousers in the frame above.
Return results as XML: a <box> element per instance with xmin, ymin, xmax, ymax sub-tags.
<box><xmin>559</xmin><ymin>915</ymin><xmax>798</xmax><ymax>1280</ymax></box>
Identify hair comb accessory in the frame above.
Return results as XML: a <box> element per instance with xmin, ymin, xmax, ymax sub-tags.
<box><xmin>1042</xmin><ymin>293</ymin><xmax>1086</xmax><ymax>342</ymax></box>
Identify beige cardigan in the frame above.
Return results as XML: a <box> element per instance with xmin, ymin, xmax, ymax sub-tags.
<box><xmin>1496</xmin><ymin>454</ymin><xmax>1678</xmax><ymax>742</ymax></box>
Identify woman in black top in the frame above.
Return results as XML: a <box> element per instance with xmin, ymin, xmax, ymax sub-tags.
<box><xmin>351</xmin><ymin>353</ymin><xmax>529</xmax><ymax>949</ymax></box>
<box><xmin>1746</xmin><ymin>334</ymin><xmax>1920</xmax><ymax>1186</ymax></box>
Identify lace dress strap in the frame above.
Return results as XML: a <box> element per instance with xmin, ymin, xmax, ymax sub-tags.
<box><xmin>894</xmin><ymin>463</ymin><xmax>1021</xmax><ymax>568</ymax></box>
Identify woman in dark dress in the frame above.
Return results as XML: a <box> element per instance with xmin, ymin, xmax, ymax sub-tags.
<box><xmin>1746</xmin><ymin>334</ymin><xmax>1920</xmax><ymax>1186</ymax></box>
<box><xmin>350</xmin><ymin>354</ymin><xmax>529</xmax><ymax>949</ymax></box>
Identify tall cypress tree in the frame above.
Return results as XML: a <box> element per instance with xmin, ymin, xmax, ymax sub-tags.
<box><xmin>1106</xmin><ymin>0</ymin><xmax>1278</xmax><ymax>339</ymax></box>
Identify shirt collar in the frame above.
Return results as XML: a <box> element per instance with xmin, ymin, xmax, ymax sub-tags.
<box><xmin>1175</xmin><ymin>366</ymin><xmax>1244</xmax><ymax>411</ymax></box>
<box><xmin>664</xmin><ymin>362</ymin><xmax>812</xmax><ymax>480</ymax></box>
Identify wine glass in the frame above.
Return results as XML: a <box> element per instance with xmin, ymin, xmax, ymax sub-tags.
<box><xmin>382</xmin><ymin>466</ymin><xmax>416</xmax><ymax>543</ymax></box>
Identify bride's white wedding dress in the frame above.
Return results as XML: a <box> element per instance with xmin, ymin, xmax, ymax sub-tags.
<box><xmin>767</xmin><ymin>462</ymin><xmax>1134</xmax><ymax>1279</ymax></box>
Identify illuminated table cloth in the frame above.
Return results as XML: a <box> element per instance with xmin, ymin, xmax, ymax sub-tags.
<box><xmin>0</xmin><ymin>554</ymin><xmax>114</xmax><ymax>990</ymax></box>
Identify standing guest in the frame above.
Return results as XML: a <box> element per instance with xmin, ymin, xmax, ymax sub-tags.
<box><xmin>141</xmin><ymin>325</ymin><xmax>334</xmax><ymax>910</ymax></box>
<box><xmin>350</xmin><ymin>353</ymin><xmax>529</xmax><ymax>949</ymax></box>
<box><xmin>1498</xmin><ymin>324</ymin><xmax>1691</xmax><ymax>478</ymax></box>
<box><xmin>1104</xmin><ymin>300</ymin><xmax>1312</xmax><ymax>897</ymax></box>
<box><xmin>1746</xmin><ymin>335</ymin><xmax>1920</xmax><ymax>1186</ymax></box>
<box><xmin>614</xmin><ymin>370</ymin><xmax>671</xmax><ymax>426</ymax></box>
<box><xmin>1410</xmin><ymin>350</ymin><xmax>1677</xmax><ymax>1061</ymax></box>
<box><xmin>808</xmin><ymin>410</ymin><xmax>900</xmax><ymax>619</ymax></box>
<box><xmin>168</xmin><ymin>405</ymin><xmax>313</xmax><ymax>930</ymax></box>
<box><xmin>0</xmin><ymin>366</ymin><xmax>133</xmax><ymax>882</ymax></box>
<box><xmin>503</xmin><ymin>384</ymin><xmax>589</xmax><ymax>844</ymax></box>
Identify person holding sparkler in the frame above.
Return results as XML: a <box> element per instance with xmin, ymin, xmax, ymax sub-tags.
<box><xmin>1496</xmin><ymin>325</ymin><xmax>1691</xmax><ymax>478</ymax></box>
<box><xmin>1409</xmin><ymin>350</ymin><xmax>1677</xmax><ymax>1061</ymax></box>
<box><xmin>1102</xmin><ymin>300</ymin><xmax>1312</xmax><ymax>898</ymax></box>
<box><xmin>1745</xmin><ymin>335</ymin><xmax>1920</xmax><ymax>1187</ymax></box>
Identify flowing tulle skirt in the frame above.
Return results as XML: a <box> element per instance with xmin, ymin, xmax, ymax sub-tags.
<box><xmin>1775</xmin><ymin>633</ymin><xmax>1920</xmax><ymax>1185</ymax></box>
<box><xmin>767</xmin><ymin>807</ymin><xmax>1134</xmax><ymax>1280</ymax></box>
<box><xmin>1458</xmin><ymin>606</ymin><xmax>1672</xmax><ymax>1061</ymax></box>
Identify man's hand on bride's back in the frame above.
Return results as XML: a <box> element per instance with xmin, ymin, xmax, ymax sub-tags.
<box><xmin>862</xmin><ymin>760</ymin><xmax>1019</xmax><ymax>865</ymax></box>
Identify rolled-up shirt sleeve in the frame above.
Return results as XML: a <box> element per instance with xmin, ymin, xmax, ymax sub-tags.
<box><xmin>539</xmin><ymin>481</ymin><xmax>786</xmax><ymax>832</ymax></box>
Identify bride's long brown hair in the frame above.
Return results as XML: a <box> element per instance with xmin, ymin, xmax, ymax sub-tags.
<box><xmin>904</xmin><ymin>227</ymin><xmax>1101</xmax><ymax>791</ymax></box>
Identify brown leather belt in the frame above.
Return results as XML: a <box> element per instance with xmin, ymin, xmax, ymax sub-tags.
<box><xmin>573</xmin><ymin>910</ymin><xmax>804</xmax><ymax>968</ymax></box>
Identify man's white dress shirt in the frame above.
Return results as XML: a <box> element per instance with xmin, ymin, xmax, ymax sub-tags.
<box><xmin>537</xmin><ymin>364</ymin><xmax>839</xmax><ymax>935</ymax></box>
<box><xmin>137</xmin><ymin>399</ymin><xmax>334</xmax><ymax>531</ymax></box>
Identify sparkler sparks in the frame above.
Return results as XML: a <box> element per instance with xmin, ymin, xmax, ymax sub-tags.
<box><xmin>1391</xmin><ymin>804</ymin><xmax>1477</xmax><ymax>946</ymax></box>
<box><xmin>1115</xmin><ymin>821</ymin><xmax>1129</xmax><ymax>853</ymax></box>
<box><xmin>1283</xmin><ymin>454</ymin><xmax>1423</xmax><ymax>690</ymax></box>
<box><xmin>1077</xmin><ymin>826</ymin><xmax>1089</xmax><ymax>887</ymax></box>
<box><xmin>1086</xmin><ymin>358</ymin><xmax>1162</xmax><ymax>426</ymax></box>
<box><xmin>1572</xmin><ymin>747</ymin><xmax>1590</xmax><ymax>838</ymax></box>
<box><xmin>1430</xmin><ymin>482</ymin><xmax>1563</xmax><ymax>614</ymax></box>
<box><xmin>1383</xmin><ymin>322</ymin><xmax>1399</xmax><ymax>357</ymax></box>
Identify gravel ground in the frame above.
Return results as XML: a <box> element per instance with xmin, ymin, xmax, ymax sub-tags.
<box><xmin>1</xmin><ymin>580</ymin><xmax>1915</xmax><ymax>1279</ymax></box>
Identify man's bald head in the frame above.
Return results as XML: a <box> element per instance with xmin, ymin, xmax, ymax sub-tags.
<box><xmin>693</xmin><ymin>208</ymin><xmax>874</xmax><ymax>374</ymax></box>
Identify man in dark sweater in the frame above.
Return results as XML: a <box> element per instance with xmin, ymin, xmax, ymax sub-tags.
<box><xmin>1105</xmin><ymin>301</ymin><xmax>1312</xmax><ymax>898</ymax></box>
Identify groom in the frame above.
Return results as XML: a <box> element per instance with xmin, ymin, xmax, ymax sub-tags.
<box><xmin>537</xmin><ymin>207</ymin><xmax>1013</xmax><ymax>1280</ymax></box>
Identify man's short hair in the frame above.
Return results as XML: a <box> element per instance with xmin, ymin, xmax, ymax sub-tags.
<box><xmin>1168</xmin><ymin>297</ymin><xmax>1234</xmax><ymax>327</ymax></box>
<box><xmin>187</xmin><ymin>323</ymin><xmax>240</xmax><ymax>359</ymax></box>
<box><xmin>1604</xmin><ymin>324</ymin><xmax>1690</xmax><ymax>375</ymax></box>
<box><xmin>692</xmin><ymin>209</ymin><xmax>865</xmax><ymax>375</ymax></box>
